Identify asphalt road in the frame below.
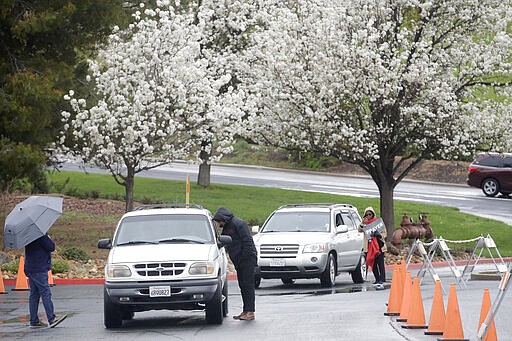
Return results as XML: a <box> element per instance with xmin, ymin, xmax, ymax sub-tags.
<box><xmin>60</xmin><ymin>162</ymin><xmax>512</xmax><ymax>226</ymax></box>
<box><xmin>1</xmin><ymin>266</ymin><xmax>510</xmax><ymax>340</ymax></box>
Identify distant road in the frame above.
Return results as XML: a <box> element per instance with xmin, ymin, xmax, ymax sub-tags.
<box><xmin>60</xmin><ymin>162</ymin><xmax>511</xmax><ymax>226</ymax></box>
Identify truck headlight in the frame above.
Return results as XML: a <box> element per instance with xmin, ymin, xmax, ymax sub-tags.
<box><xmin>303</xmin><ymin>243</ymin><xmax>327</xmax><ymax>253</ymax></box>
<box><xmin>189</xmin><ymin>261</ymin><xmax>215</xmax><ymax>275</ymax></box>
<box><xmin>107</xmin><ymin>264</ymin><xmax>132</xmax><ymax>278</ymax></box>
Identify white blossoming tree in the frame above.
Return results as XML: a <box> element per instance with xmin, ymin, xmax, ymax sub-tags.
<box><xmin>60</xmin><ymin>1</ymin><xmax>253</xmax><ymax>211</ymax></box>
<box><xmin>239</xmin><ymin>0</ymin><xmax>512</xmax><ymax>238</ymax></box>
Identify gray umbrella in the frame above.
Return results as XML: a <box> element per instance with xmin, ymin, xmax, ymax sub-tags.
<box><xmin>3</xmin><ymin>196</ymin><xmax>63</xmax><ymax>250</ymax></box>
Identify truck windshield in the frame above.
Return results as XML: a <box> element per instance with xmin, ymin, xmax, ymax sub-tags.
<box><xmin>114</xmin><ymin>214</ymin><xmax>214</xmax><ymax>246</ymax></box>
<box><xmin>262</xmin><ymin>212</ymin><xmax>330</xmax><ymax>232</ymax></box>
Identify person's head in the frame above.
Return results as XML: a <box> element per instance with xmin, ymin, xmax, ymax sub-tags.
<box><xmin>363</xmin><ymin>207</ymin><xmax>376</xmax><ymax>220</ymax></box>
<box><xmin>213</xmin><ymin>207</ymin><xmax>233</xmax><ymax>229</ymax></box>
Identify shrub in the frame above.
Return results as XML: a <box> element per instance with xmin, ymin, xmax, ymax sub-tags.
<box><xmin>61</xmin><ymin>247</ymin><xmax>90</xmax><ymax>262</ymax></box>
<box><xmin>1</xmin><ymin>260</ymin><xmax>19</xmax><ymax>273</ymax></box>
<box><xmin>52</xmin><ymin>259</ymin><xmax>71</xmax><ymax>274</ymax></box>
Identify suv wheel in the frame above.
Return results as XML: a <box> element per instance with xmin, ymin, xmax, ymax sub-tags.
<box><xmin>205</xmin><ymin>278</ymin><xmax>224</xmax><ymax>325</ymax></box>
<box><xmin>482</xmin><ymin>178</ymin><xmax>499</xmax><ymax>197</ymax></box>
<box><xmin>320</xmin><ymin>253</ymin><xmax>336</xmax><ymax>287</ymax></box>
<box><xmin>104</xmin><ymin>288</ymin><xmax>123</xmax><ymax>329</ymax></box>
<box><xmin>351</xmin><ymin>253</ymin><xmax>367</xmax><ymax>284</ymax></box>
<box><xmin>254</xmin><ymin>275</ymin><xmax>261</xmax><ymax>289</ymax></box>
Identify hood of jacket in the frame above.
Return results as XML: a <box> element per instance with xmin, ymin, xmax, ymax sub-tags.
<box><xmin>213</xmin><ymin>207</ymin><xmax>233</xmax><ymax>222</ymax></box>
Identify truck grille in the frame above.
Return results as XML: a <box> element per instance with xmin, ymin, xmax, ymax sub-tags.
<box><xmin>134</xmin><ymin>262</ymin><xmax>186</xmax><ymax>277</ymax></box>
<box><xmin>259</xmin><ymin>244</ymin><xmax>299</xmax><ymax>258</ymax></box>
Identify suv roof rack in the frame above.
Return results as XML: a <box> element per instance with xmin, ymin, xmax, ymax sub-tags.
<box><xmin>133</xmin><ymin>203</ymin><xmax>204</xmax><ymax>211</ymax></box>
<box><xmin>277</xmin><ymin>203</ymin><xmax>354</xmax><ymax>209</ymax></box>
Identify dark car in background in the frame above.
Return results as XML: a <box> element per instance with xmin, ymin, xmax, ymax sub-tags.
<box><xmin>467</xmin><ymin>152</ymin><xmax>512</xmax><ymax>197</ymax></box>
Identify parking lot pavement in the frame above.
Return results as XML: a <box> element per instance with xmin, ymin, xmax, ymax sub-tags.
<box><xmin>0</xmin><ymin>266</ymin><xmax>510</xmax><ymax>340</ymax></box>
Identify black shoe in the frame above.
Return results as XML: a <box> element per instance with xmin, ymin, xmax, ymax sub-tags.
<box><xmin>30</xmin><ymin>321</ymin><xmax>48</xmax><ymax>328</ymax></box>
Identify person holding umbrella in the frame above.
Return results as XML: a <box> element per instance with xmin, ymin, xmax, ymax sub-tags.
<box><xmin>24</xmin><ymin>234</ymin><xmax>66</xmax><ymax>328</ymax></box>
<box><xmin>3</xmin><ymin>196</ymin><xmax>67</xmax><ymax>328</ymax></box>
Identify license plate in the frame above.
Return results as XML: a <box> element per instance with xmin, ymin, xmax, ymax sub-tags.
<box><xmin>149</xmin><ymin>286</ymin><xmax>171</xmax><ymax>297</ymax></box>
<box><xmin>270</xmin><ymin>258</ymin><xmax>286</xmax><ymax>267</ymax></box>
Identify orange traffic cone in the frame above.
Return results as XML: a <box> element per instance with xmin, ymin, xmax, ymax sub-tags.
<box><xmin>478</xmin><ymin>288</ymin><xmax>497</xmax><ymax>341</ymax></box>
<box><xmin>384</xmin><ymin>264</ymin><xmax>403</xmax><ymax>316</ymax></box>
<box><xmin>48</xmin><ymin>269</ymin><xmax>55</xmax><ymax>287</ymax></box>
<box><xmin>12</xmin><ymin>256</ymin><xmax>29</xmax><ymax>291</ymax></box>
<box><xmin>438</xmin><ymin>284</ymin><xmax>469</xmax><ymax>341</ymax></box>
<box><xmin>425</xmin><ymin>280</ymin><xmax>446</xmax><ymax>335</ymax></box>
<box><xmin>402</xmin><ymin>276</ymin><xmax>428</xmax><ymax>329</ymax></box>
<box><xmin>0</xmin><ymin>268</ymin><xmax>7</xmax><ymax>294</ymax></box>
<box><xmin>397</xmin><ymin>271</ymin><xmax>412</xmax><ymax>322</ymax></box>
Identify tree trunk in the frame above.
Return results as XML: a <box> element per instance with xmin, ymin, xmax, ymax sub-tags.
<box><xmin>197</xmin><ymin>148</ymin><xmax>211</xmax><ymax>187</ymax></box>
<box><xmin>378</xmin><ymin>180</ymin><xmax>395</xmax><ymax>242</ymax></box>
<box><xmin>125</xmin><ymin>167</ymin><xmax>135</xmax><ymax>212</ymax></box>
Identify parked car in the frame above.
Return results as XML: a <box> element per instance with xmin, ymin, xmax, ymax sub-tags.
<box><xmin>252</xmin><ymin>203</ymin><xmax>366</xmax><ymax>288</ymax></box>
<box><xmin>97</xmin><ymin>204</ymin><xmax>231</xmax><ymax>328</ymax></box>
<box><xmin>466</xmin><ymin>152</ymin><xmax>512</xmax><ymax>197</ymax></box>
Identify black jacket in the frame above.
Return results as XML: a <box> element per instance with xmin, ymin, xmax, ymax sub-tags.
<box><xmin>213</xmin><ymin>207</ymin><xmax>257</xmax><ymax>266</ymax></box>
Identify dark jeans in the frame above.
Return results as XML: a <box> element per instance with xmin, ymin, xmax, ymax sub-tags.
<box><xmin>234</xmin><ymin>257</ymin><xmax>256</xmax><ymax>312</ymax></box>
<box><xmin>372</xmin><ymin>253</ymin><xmax>386</xmax><ymax>283</ymax></box>
<box><xmin>27</xmin><ymin>271</ymin><xmax>55</xmax><ymax>325</ymax></box>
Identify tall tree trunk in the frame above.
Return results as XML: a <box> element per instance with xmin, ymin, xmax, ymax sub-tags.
<box><xmin>125</xmin><ymin>167</ymin><xmax>135</xmax><ymax>212</ymax></box>
<box><xmin>378</xmin><ymin>179</ymin><xmax>395</xmax><ymax>242</ymax></box>
<box><xmin>197</xmin><ymin>145</ymin><xmax>211</xmax><ymax>187</ymax></box>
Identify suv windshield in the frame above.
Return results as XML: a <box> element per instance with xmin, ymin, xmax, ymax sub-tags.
<box><xmin>262</xmin><ymin>212</ymin><xmax>330</xmax><ymax>232</ymax></box>
<box><xmin>114</xmin><ymin>214</ymin><xmax>214</xmax><ymax>246</ymax></box>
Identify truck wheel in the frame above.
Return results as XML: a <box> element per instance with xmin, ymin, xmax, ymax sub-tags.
<box><xmin>104</xmin><ymin>288</ymin><xmax>123</xmax><ymax>329</ymax></box>
<box><xmin>206</xmin><ymin>279</ymin><xmax>224</xmax><ymax>325</ymax></box>
<box><xmin>320</xmin><ymin>254</ymin><xmax>336</xmax><ymax>287</ymax></box>
<box><xmin>351</xmin><ymin>253</ymin><xmax>367</xmax><ymax>284</ymax></box>
<box><xmin>222</xmin><ymin>281</ymin><xmax>229</xmax><ymax>317</ymax></box>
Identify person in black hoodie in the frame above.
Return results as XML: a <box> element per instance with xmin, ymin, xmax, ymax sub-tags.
<box><xmin>213</xmin><ymin>207</ymin><xmax>257</xmax><ymax>321</ymax></box>
<box><xmin>24</xmin><ymin>234</ymin><xmax>67</xmax><ymax>328</ymax></box>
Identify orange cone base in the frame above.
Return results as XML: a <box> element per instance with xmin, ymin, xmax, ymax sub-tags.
<box><xmin>425</xmin><ymin>331</ymin><xmax>443</xmax><ymax>335</ymax></box>
<box><xmin>11</xmin><ymin>288</ymin><xmax>29</xmax><ymax>291</ymax></box>
<box><xmin>402</xmin><ymin>325</ymin><xmax>428</xmax><ymax>329</ymax></box>
<box><xmin>0</xmin><ymin>292</ymin><xmax>7</xmax><ymax>294</ymax></box>
<box><xmin>384</xmin><ymin>312</ymin><xmax>400</xmax><ymax>316</ymax></box>
<box><xmin>397</xmin><ymin>318</ymin><xmax>407</xmax><ymax>322</ymax></box>
<box><xmin>437</xmin><ymin>338</ymin><xmax>469</xmax><ymax>341</ymax></box>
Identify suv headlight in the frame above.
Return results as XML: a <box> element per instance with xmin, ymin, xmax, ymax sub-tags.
<box><xmin>189</xmin><ymin>261</ymin><xmax>215</xmax><ymax>275</ymax></box>
<box><xmin>106</xmin><ymin>264</ymin><xmax>132</xmax><ymax>278</ymax></box>
<box><xmin>303</xmin><ymin>243</ymin><xmax>327</xmax><ymax>253</ymax></box>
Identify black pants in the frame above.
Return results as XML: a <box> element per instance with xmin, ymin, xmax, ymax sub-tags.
<box><xmin>372</xmin><ymin>253</ymin><xmax>386</xmax><ymax>283</ymax></box>
<box><xmin>234</xmin><ymin>257</ymin><xmax>256</xmax><ymax>312</ymax></box>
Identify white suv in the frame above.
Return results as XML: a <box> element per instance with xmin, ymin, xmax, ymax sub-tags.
<box><xmin>252</xmin><ymin>203</ymin><xmax>366</xmax><ymax>287</ymax></box>
<box><xmin>97</xmin><ymin>204</ymin><xmax>231</xmax><ymax>328</ymax></box>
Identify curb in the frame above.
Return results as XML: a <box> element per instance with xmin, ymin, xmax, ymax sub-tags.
<box><xmin>3</xmin><ymin>259</ymin><xmax>509</xmax><ymax>285</ymax></box>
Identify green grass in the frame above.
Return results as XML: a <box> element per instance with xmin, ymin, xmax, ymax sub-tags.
<box><xmin>47</xmin><ymin>170</ymin><xmax>512</xmax><ymax>256</ymax></box>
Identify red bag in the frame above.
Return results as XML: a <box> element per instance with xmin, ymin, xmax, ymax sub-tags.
<box><xmin>366</xmin><ymin>237</ymin><xmax>381</xmax><ymax>270</ymax></box>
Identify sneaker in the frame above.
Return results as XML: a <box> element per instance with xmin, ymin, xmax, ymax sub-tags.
<box><xmin>30</xmin><ymin>321</ymin><xmax>48</xmax><ymax>328</ymax></box>
<box><xmin>49</xmin><ymin>314</ymin><xmax>67</xmax><ymax>328</ymax></box>
<box><xmin>375</xmin><ymin>284</ymin><xmax>385</xmax><ymax>290</ymax></box>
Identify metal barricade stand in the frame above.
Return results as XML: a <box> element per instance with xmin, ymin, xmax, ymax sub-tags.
<box><xmin>459</xmin><ymin>234</ymin><xmax>508</xmax><ymax>286</ymax></box>
<box><xmin>477</xmin><ymin>262</ymin><xmax>511</xmax><ymax>341</ymax></box>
